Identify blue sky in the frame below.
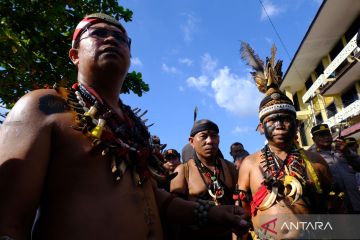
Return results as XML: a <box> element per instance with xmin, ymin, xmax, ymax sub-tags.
<box><xmin>121</xmin><ymin>0</ymin><xmax>323</xmax><ymax>161</ymax></box>
<box><xmin>0</xmin><ymin>0</ymin><xmax>322</xmax><ymax>160</ymax></box>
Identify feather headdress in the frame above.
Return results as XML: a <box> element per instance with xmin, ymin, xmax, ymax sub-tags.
<box><xmin>240</xmin><ymin>41</ymin><xmax>283</xmax><ymax>95</ymax></box>
<box><xmin>240</xmin><ymin>41</ymin><xmax>295</xmax><ymax>120</ymax></box>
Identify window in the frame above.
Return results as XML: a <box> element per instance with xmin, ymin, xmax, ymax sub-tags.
<box><xmin>314</xmin><ymin>62</ymin><xmax>324</xmax><ymax>78</ymax></box>
<box><xmin>341</xmin><ymin>86</ymin><xmax>359</xmax><ymax>108</ymax></box>
<box><xmin>329</xmin><ymin>40</ymin><xmax>344</xmax><ymax>61</ymax></box>
<box><xmin>315</xmin><ymin>113</ymin><xmax>323</xmax><ymax>124</ymax></box>
<box><xmin>305</xmin><ymin>77</ymin><xmax>313</xmax><ymax>90</ymax></box>
<box><xmin>293</xmin><ymin>93</ymin><xmax>300</xmax><ymax>111</ymax></box>
<box><xmin>326</xmin><ymin>102</ymin><xmax>337</xmax><ymax>119</ymax></box>
<box><xmin>344</xmin><ymin>16</ymin><xmax>359</xmax><ymax>43</ymax></box>
<box><xmin>328</xmin><ymin>39</ymin><xmax>348</xmax><ymax>77</ymax></box>
<box><xmin>299</xmin><ymin>122</ymin><xmax>308</xmax><ymax>146</ymax></box>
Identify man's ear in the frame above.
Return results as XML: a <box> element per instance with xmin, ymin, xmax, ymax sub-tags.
<box><xmin>189</xmin><ymin>137</ymin><xmax>194</xmax><ymax>147</ymax></box>
<box><xmin>258</xmin><ymin>122</ymin><xmax>265</xmax><ymax>134</ymax></box>
<box><xmin>69</xmin><ymin>48</ymin><xmax>79</xmax><ymax>65</ymax></box>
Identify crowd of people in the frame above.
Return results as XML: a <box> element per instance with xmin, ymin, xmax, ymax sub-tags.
<box><xmin>0</xmin><ymin>13</ymin><xmax>359</xmax><ymax>240</ymax></box>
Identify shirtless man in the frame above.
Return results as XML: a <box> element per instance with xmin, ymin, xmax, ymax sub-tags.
<box><xmin>237</xmin><ymin>43</ymin><xmax>332</xmax><ymax>240</ymax></box>
<box><xmin>230</xmin><ymin>142</ymin><xmax>249</xmax><ymax>170</ymax></box>
<box><xmin>0</xmin><ymin>13</ymin><xmax>248</xmax><ymax>240</ymax></box>
<box><xmin>171</xmin><ymin>119</ymin><xmax>239</xmax><ymax>240</ymax></box>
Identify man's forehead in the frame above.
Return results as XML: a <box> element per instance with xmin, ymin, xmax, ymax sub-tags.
<box><xmin>90</xmin><ymin>22</ymin><xmax>125</xmax><ymax>32</ymax></box>
<box><xmin>196</xmin><ymin>130</ymin><xmax>218</xmax><ymax>135</ymax></box>
<box><xmin>315</xmin><ymin>131</ymin><xmax>332</xmax><ymax>137</ymax></box>
<box><xmin>232</xmin><ymin>145</ymin><xmax>244</xmax><ymax>150</ymax></box>
<box><xmin>264</xmin><ymin>112</ymin><xmax>294</xmax><ymax>119</ymax></box>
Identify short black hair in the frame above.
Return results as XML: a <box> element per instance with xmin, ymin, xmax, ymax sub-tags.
<box><xmin>230</xmin><ymin>142</ymin><xmax>243</xmax><ymax>151</ymax></box>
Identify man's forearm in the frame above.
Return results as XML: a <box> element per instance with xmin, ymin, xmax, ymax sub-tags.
<box><xmin>155</xmin><ymin>188</ymin><xmax>197</xmax><ymax>225</ymax></box>
<box><xmin>0</xmin><ymin>236</ymin><xmax>15</xmax><ymax>240</ymax></box>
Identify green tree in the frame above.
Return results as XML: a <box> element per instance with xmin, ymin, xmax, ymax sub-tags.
<box><xmin>0</xmin><ymin>0</ymin><xmax>149</xmax><ymax>109</ymax></box>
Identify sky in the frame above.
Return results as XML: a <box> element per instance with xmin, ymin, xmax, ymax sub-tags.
<box><xmin>0</xmin><ymin>0</ymin><xmax>323</xmax><ymax>160</ymax></box>
<box><xmin>120</xmin><ymin>0</ymin><xmax>323</xmax><ymax>161</ymax></box>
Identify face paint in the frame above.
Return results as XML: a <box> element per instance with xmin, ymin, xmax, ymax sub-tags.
<box><xmin>263</xmin><ymin>122</ymin><xmax>276</xmax><ymax>139</ymax></box>
<box><xmin>262</xmin><ymin>113</ymin><xmax>297</xmax><ymax>143</ymax></box>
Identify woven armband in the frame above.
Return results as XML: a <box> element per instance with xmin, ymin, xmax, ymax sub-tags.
<box><xmin>233</xmin><ymin>185</ymin><xmax>251</xmax><ymax>206</ymax></box>
<box><xmin>193</xmin><ymin>199</ymin><xmax>215</xmax><ymax>226</ymax></box>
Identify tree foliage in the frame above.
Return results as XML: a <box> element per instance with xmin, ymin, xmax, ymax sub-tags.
<box><xmin>0</xmin><ymin>0</ymin><xmax>149</xmax><ymax>109</ymax></box>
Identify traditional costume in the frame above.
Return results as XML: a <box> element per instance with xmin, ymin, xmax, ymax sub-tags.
<box><xmin>234</xmin><ymin>42</ymin><xmax>324</xmax><ymax>217</ymax></box>
<box><xmin>56</xmin><ymin>13</ymin><xmax>175</xmax><ymax>186</ymax></box>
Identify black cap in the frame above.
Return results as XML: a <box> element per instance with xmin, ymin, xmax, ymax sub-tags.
<box><xmin>164</xmin><ymin>149</ymin><xmax>180</xmax><ymax>158</ymax></box>
<box><xmin>345</xmin><ymin>137</ymin><xmax>357</xmax><ymax>144</ymax></box>
<box><xmin>311</xmin><ymin>124</ymin><xmax>330</xmax><ymax>135</ymax></box>
<box><xmin>190</xmin><ymin>119</ymin><xmax>219</xmax><ymax>137</ymax></box>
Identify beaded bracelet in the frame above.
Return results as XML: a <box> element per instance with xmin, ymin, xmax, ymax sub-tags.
<box><xmin>193</xmin><ymin>199</ymin><xmax>215</xmax><ymax>226</ymax></box>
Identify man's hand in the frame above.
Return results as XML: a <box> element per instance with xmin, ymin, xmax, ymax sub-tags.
<box><xmin>208</xmin><ymin>205</ymin><xmax>250</xmax><ymax>236</ymax></box>
<box><xmin>333</xmin><ymin>138</ymin><xmax>348</xmax><ymax>153</ymax></box>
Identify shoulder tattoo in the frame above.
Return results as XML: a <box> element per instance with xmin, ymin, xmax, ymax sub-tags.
<box><xmin>39</xmin><ymin>94</ymin><xmax>69</xmax><ymax>115</ymax></box>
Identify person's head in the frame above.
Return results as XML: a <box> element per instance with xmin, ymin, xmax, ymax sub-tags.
<box><xmin>181</xmin><ymin>143</ymin><xmax>194</xmax><ymax>163</ymax></box>
<box><xmin>258</xmin><ymin>91</ymin><xmax>298</xmax><ymax>147</ymax></box>
<box><xmin>189</xmin><ymin>119</ymin><xmax>220</xmax><ymax>161</ymax></box>
<box><xmin>311</xmin><ymin>124</ymin><xmax>332</xmax><ymax>150</ymax></box>
<box><xmin>163</xmin><ymin>149</ymin><xmax>181</xmax><ymax>173</ymax></box>
<box><xmin>69</xmin><ymin>13</ymin><xmax>131</xmax><ymax>85</ymax></box>
<box><xmin>230</xmin><ymin>142</ymin><xmax>244</xmax><ymax>160</ymax></box>
<box><xmin>345</xmin><ymin>137</ymin><xmax>359</xmax><ymax>153</ymax></box>
<box><xmin>151</xmin><ymin>135</ymin><xmax>166</xmax><ymax>153</ymax></box>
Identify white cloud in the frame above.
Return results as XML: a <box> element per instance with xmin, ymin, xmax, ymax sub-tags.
<box><xmin>186</xmin><ymin>75</ymin><xmax>209</xmax><ymax>91</ymax></box>
<box><xmin>185</xmin><ymin>53</ymin><xmax>261</xmax><ymax>117</ymax></box>
<box><xmin>179</xmin><ymin>58</ymin><xmax>193</xmax><ymax>66</ymax></box>
<box><xmin>211</xmin><ymin>67</ymin><xmax>263</xmax><ymax>116</ymax></box>
<box><xmin>260</xmin><ymin>0</ymin><xmax>283</xmax><ymax>21</ymax></box>
<box><xmin>201</xmin><ymin>53</ymin><xmax>217</xmax><ymax>74</ymax></box>
<box><xmin>162</xmin><ymin>63</ymin><xmax>178</xmax><ymax>74</ymax></box>
<box><xmin>232</xmin><ymin>126</ymin><xmax>251</xmax><ymax>134</ymax></box>
<box><xmin>181</xmin><ymin>13</ymin><xmax>199</xmax><ymax>43</ymax></box>
<box><xmin>131</xmin><ymin>57</ymin><xmax>143</xmax><ymax>66</ymax></box>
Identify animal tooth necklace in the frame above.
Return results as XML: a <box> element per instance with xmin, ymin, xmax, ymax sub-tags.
<box><xmin>57</xmin><ymin>83</ymin><xmax>172</xmax><ymax>184</ymax></box>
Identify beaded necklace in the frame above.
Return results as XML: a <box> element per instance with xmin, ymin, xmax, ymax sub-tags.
<box><xmin>58</xmin><ymin>83</ymin><xmax>172</xmax><ymax>184</ymax></box>
<box><xmin>261</xmin><ymin>144</ymin><xmax>307</xmax><ymax>187</ymax></box>
<box><xmin>193</xmin><ymin>154</ymin><xmax>224</xmax><ymax>205</ymax></box>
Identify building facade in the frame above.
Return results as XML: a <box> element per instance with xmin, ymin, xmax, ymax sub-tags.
<box><xmin>280</xmin><ymin>0</ymin><xmax>360</xmax><ymax>149</ymax></box>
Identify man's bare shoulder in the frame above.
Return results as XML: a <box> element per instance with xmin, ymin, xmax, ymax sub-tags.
<box><xmin>221</xmin><ymin>158</ymin><xmax>236</xmax><ymax>169</ymax></box>
<box><xmin>174</xmin><ymin>162</ymin><xmax>186</xmax><ymax>174</ymax></box>
<box><xmin>4</xmin><ymin>88</ymin><xmax>69</xmax><ymax>120</ymax></box>
<box><xmin>242</xmin><ymin>151</ymin><xmax>262</xmax><ymax>166</ymax></box>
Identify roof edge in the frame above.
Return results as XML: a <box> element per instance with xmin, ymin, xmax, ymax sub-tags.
<box><xmin>281</xmin><ymin>0</ymin><xmax>328</xmax><ymax>89</ymax></box>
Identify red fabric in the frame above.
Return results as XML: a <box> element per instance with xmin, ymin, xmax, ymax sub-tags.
<box><xmin>250</xmin><ymin>184</ymin><xmax>268</xmax><ymax>216</ymax></box>
<box><xmin>72</xmin><ymin>18</ymin><xmax>100</xmax><ymax>47</ymax></box>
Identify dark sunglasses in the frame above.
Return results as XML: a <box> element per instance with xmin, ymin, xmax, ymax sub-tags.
<box><xmin>80</xmin><ymin>27</ymin><xmax>131</xmax><ymax>49</ymax></box>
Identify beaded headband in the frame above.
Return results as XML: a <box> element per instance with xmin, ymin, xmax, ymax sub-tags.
<box><xmin>259</xmin><ymin>103</ymin><xmax>296</xmax><ymax>120</ymax></box>
<box><xmin>72</xmin><ymin>13</ymin><xmax>126</xmax><ymax>48</ymax></box>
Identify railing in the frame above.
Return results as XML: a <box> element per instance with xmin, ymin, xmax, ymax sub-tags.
<box><xmin>325</xmin><ymin>99</ymin><xmax>360</xmax><ymax>128</ymax></box>
<box><xmin>302</xmin><ymin>33</ymin><xmax>359</xmax><ymax>103</ymax></box>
